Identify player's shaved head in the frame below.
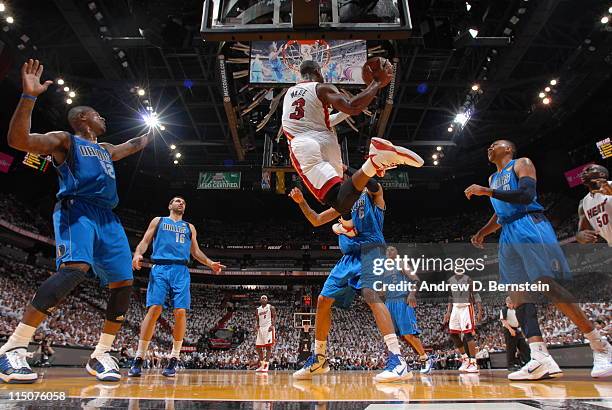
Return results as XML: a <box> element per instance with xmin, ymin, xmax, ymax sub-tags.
<box><xmin>67</xmin><ymin>106</ymin><xmax>94</xmax><ymax>127</ymax></box>
<box><xmin>584</xmin><ymin>164</ymin><xmax>609</xmax><ymax>179</ymax></box>
<box><xmin>300</xmin><ymin>60</ymin><xmax>321</xmax><ymax>77</ymax></box>
<box><xmin>496</xmin><ymin>139</ymin><xmax>516</xmax><ymax>154</ymax></box>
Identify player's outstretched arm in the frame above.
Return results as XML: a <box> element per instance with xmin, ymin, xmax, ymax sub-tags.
<box><xmin>576</xmin><ymin>201</ymin><xmax>599</xmax><ymax>243</ymax></box>
<box><xmin>288</xmin><ymin>187</ymin><xmax>340</xmax><ymax>226</ymax></box>
<box><xmin>132</xmin><ymin>217</ymin><xmax>161</xmax><ymax>270</ymax></box>
<box><xmin>317</xmin><ymin>82</ymin><xmax>381</xmax><ymax>116</ymax></box>
<box><xmin>8</xmin><ymin>60</ymin><xmax>70</xmax><ymax>158</ymax></box>
<box><xmin>100</xmin><ymin>130</ymin><xmax>154</xmax><ymax>162</ymax></box>
<box><xmin>189</xmin><ymin>224</ymin><xmax>226</xmax><ymax>273</ymax></box>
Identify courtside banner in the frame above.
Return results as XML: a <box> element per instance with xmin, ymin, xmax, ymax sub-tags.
<box><xmin>197</xmin><ymin>172</ymin><xmax>241</xmax><ymax>190</ymax></box>
<box><xmin>379</xmin><ymin>171</ymin><xmax>410</xmax><ymax>189</ymax></box>
<box><xmin>564</xmin><ymin>163</ymin><xmax>593</xmax><ymax>188</ymax></box>
<box><xmin>0</xmin><ymin>152</ymin><xmax>13</xmax><ymax>173</ymax></box>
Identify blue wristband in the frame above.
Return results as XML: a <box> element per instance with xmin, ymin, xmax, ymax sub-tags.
<box><xmin>21</xmin><ymin>93</ymin><xmax>37</xmax><ymax>101</ymax></box>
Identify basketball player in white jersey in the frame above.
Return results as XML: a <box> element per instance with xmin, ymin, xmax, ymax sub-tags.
<box><xmin>577</xmin><ymin>164</ymin><xmax>612</xmax><ymax>246</ymax></box>
<box><xmin>281</xmin><ymin>60</ymin><xmax>423</xmax><ymax>238</ymax></box>
<box><xmin>443</xmin><ymin>273</ymin><xmax>482</xmax><ymax>373</ymax></box>
<box><xmin>255</xmin><ymin>295</ymin><xmax>276</xmax><ymax>372</ymax></box>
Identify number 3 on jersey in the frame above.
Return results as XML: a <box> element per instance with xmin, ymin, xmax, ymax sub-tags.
<box><xmin>289</xmin><ymin>98</ymin><xmax>305</xmax><ymax>120</ymax></box>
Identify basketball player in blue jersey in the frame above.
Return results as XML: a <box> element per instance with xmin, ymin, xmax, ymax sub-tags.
<box><xmin>465</xmin><ymin>139</ymin><xmax>612</xmax><ymax>380</ymax></box>
<box><xmin>128</xmin><ymin>197</ymin><xmax>225</xmax><ymax>378</ymax></box>
<box><xmin>289</xmin><ymin>176</ymin><xmax>412</xmax><ymax>383</ymax></box>
<box><xmin>1</xmin><ymin>60</ymin><xmax>152</xmax><ymax>383</ymax></box>
<box><xmin>268</xmin><ymin>42</ymin><xmax>285</xmax><ymax>82</ymax></box>
<box><xmin>382</xmin><ymin>246</ymin><xmax>433</xmax><ymax>374</ymax></box>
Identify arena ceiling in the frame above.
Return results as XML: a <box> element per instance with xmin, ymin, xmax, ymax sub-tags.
<box><xmin>1</xmin><ymin>0</ymin><xmax>611</xmax><ymax>187</ymax></box>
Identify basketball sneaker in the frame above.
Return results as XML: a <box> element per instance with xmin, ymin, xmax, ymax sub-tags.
<box><xmin>419</xmin><ymin>356</ymin><xmax>433</xmax><ymax>374</ymax></box>
<box><xmin>86</xmin><ymin>352</ymin><xmax>121</xmax><ymax>382</ymax></box>
<box><xmin>508</xmin><ymin>355</ymin><xmax>563</xmax><ymax>381</ymax></box>
<box><xmin>374</xmin><ymin>353</ymin><xmax>412</xmax><ymax>383</ymax></box>
<box><xmin>332</xmin><ymin>220</ymin><xmax>357</xmax><ymax>238</ymax></box>
<box><xmin>162</xmin><ymin>357</ymin><xmax>178</xmax><ymax>377</ymax></box>
<box><xmin>0</xmin><ymin>348</ymin><xmax>38</xmax><ymax>384</ymax></box>
<box><xmin>368</xmin><ymin>138</ymin><xmax>424</xmax><ymax>170</ymax></box>
<box><xmin>128</xmin><ymin>357</ymin><xmax>143</xmax><ymax>377</ymax></box>
<box><xmin>591</xmin><ymin>343</ymin><xmax>612</xmax><ymax>378</ymax></box>
<box><xmin>464</xmin><ymin>359</ymin><xmax>479</xmax><ymax>374</ymax></box>
<box><xmin>458</xmin><ymin>356</ymin><xmax>469</xmax><ymax>372</ymax></box>
<box><xmin>292</xmin><ymin>354</ymin><xmax>329</xmax><ymax>379</ymax></box>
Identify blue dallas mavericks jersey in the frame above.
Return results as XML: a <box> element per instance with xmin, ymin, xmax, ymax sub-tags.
<box><xmin>489</xmin><ymin>159</ymin><xmax>544</xmax><ymax>224</ymax></box>
<box><xmin>339</xmin><ymin>191</ymin><xmax>385</xmax><ymax>255</ymax></box>
<box><xmin>151</xmin><ymin>217</ymin><xmax>192</xmax><ymax>263</ymax></box>
<box><xmin>55</xmin><ymin>135</ymin><xmax>118</xmax><ymax>209</ymax></box>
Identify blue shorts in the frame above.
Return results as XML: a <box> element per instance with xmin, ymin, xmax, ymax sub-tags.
<box><xmin>53</xmin><ymin>199</ymin><xmax>132</xmax><ymax>286</ymax></box>
<box><xmin>499</xmin><ymin>214</ymin><xmax>571</xmax><ymax>285</ymax></box>
<box><xmin>385</xmin><ymin>299</ymin><xmax>421</xmax><ymax>336</ymax></box>
<box><xmin>146</xmin><ymin>264</ymin><xmax>191</xmax><ymax>310</ymax></box>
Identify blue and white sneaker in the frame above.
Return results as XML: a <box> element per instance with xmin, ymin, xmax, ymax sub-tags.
<box><xmin>292</xmin><ymin>354</ymin><xmax>330</xmax><ymax>380</ymax></box>
<box><xmin>0</xmin><ymin>348</ymin><xmax>38</xmax><ymax>384</ymax></box>
<box><xmin>420</xmin><ymin>356</ymin><xmax>434</xmax><ymax>374</ymax></box>
<box><xmin>374</xmin><ymin>353</ymin><xmax>412</xmax><ymax>383</ymax></box>
<box><xmin>162</xmin><ymin>357</ymin><xmax>178</xmax><ymax>377</ymax></box>
<box><xmin>128</xmin><ymin>357</ymin><xmax>143</xmax><ymax>377</ymax></box>
<box><xmin>86</xmin><ymin>352</ymin><xmax>121</xmax><ymax>382</ymax></box>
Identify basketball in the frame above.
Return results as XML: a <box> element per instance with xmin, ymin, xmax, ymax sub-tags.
<box><xmin>362</xmin><ymin>57</ymin><xmax>394</xmax><ymax>87</ymax></box>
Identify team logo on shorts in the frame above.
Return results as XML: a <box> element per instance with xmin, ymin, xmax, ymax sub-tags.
<box><xmin>57</xmin><ymin>244</ymin><xmax>66</xmax><ymax>258</ymax></box>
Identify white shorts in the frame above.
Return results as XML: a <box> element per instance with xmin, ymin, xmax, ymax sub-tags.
<box><xmin>256</xmin><ymin>326</ymin><xmax>276</xmax><ymax>347</ymax></box>
<box><xmin>449</xmin><ymin>304</ymin><xmax>475</xmax><ymax>334</ymax></box>
<box><xmin>287</xmin><ymin>133</ymin><xmax>344</xmax><ymax>202</ymax></box>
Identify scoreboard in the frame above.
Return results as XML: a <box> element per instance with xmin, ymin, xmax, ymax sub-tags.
<box><xmin>596</xmin><ymin>137</ymin><xmax>612</xmax><ymax>159</ymax></box>
<box><xmin>22</xmin><ymin>153</ymin><xmax>51</xmax><ymax>172</ymax></box>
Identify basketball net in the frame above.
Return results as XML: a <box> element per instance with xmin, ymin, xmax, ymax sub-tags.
<box><xmin>281</xmin><ymin>40</ymin><xmax>331</xmax><ymax>73</ymax></box>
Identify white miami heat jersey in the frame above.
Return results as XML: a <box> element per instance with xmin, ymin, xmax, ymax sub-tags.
<box><xmin>281</xmin><ymin>81</ymin><xmax>331</xmax><ymax>138</ymax></box>
<box><xmin>257</xmin><ymin>304</ymin><xmax>272</xmax><ymax>328</ymax></box>
<box><xmin>582</xmin><ymin>184</ymin><xmax>612</xmax><ymax>245</ymax></box>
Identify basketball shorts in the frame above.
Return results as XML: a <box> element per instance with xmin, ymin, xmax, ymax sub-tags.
<box><xmin>287</xmin><ymin>133</ymin><xmax>344</xmax><ymax>202</ymax></box>
<box><xmin>53</xmin><ymin>198</ymin><xmax>132</xmax><ymax>286</ymax></box>
<box><xmin>449</xmin><ymin>304</ymin><xmax>475</xmax><ymax>334</ymax></box>
<box><xmin>499</xmin><ymin>214</ymin><xmax>571</xmax><ymax>285</ymax></box>
<box><xmin>146</xmin><ymin>264</ymin><xmax>191</xmax><ymax>310</ymax></box>
<box><xmin>256</xmin><ymin>326</ymin><xmax>276</xmax><ymax>347</ymax></box>
<box><xmin>385</xmin><ymin>299</ymin><xmax>421</xmax><ymax>336</ymax></box>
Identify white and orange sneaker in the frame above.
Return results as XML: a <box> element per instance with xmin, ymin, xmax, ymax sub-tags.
<box><xmin>262</xmin><ymin>361</ymin><xmax>269</xmax><ymax>373</ymax></box>
<box><xmin>368</xmin><ymin>138</ymin><xmax>424</xmax><ymax>169</ymax></box>
<box><xmin>332</xmin><ymin>219</ymin><xmax>357</xmax><ymax>238</ymax></box>
<box><xmin>458</xmin><ymin>356</ymin><xmax>469</xmax><ymax>372</ymax></box>
<box><xmin>255</xmin><ymin>361</ymin><xmax>266</xmax><ymax>372</ymax></box>
<box><xmin>464</xmin><ymin>359</ymin><xmax>479</xmax><ymax>374</ymax></box>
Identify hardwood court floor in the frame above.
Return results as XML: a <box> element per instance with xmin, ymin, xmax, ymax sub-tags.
<box><xmin>0</xmin><ymin>368</ymin><xmax>610</xmax><ymax>409</ymax></box>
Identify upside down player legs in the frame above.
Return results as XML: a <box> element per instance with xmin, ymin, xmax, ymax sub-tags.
<box><xmin>466</xmin><ymin>139</ymin><xmax>612</xmax><ymax>380</ymax></box>
<box><xmin>1</xmin><ymin>59</ymin><xmax>153</xmax><ymax>383</ymax></box>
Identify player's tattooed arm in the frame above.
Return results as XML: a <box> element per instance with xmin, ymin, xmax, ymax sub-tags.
<box><xmin>288</xmin><ymin>187</ymin><xmax>340</xmax><ymax>226</ymax></box>
<box><xmin>101</xmin><ymin>130</ymin><xmax>154</xmax><ymax>161</ymax></box>
<box><xmin>189</xmin><ymin>224</ymin><xmax>226</xmax><ymax>273</ymax></box>
<box><xmin>132</xmin><ymin>217</ymin><xmax>161</xmax><ymax>270</ymax></box>
<box><xmin>8</xmin><ymin>59</ymin><xmax>70</xmax><ymax>160</ymax></box>
<box><xmin>317</xmin><ymin>82</ymin><xmax>380</xmax><ymax>116</ymax></box>
<box><xmin>576</xmin><ymin>201</ymin><xmax>599</xmax><ymax>244</ymax></box>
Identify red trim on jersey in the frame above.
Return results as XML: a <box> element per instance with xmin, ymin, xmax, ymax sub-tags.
<box><xmin>447</xmin><ymin>304</ymin><xmax>476</xmax><ymax>335</ymax></box>
<box><xmin>323</xmin><ymin>103</ymin><xmax>331</xmax><ymax>130</ymax></box>
<box><xmin>256</xmin><ymin>327</ymin><xmax>276</xmax><ymax>348</ymax></box>
<box><xmin>286</xmin><ymin>139</ymin><xmax>342</xmax><ymax>203</ymax></box>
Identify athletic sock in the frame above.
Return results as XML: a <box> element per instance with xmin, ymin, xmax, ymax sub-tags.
<box><xmin>91</xmin><ymin>333</ymin><xmax>115</xmax><ymax>359</ymax></box>
<box><xmin>314</xmin><ymin>340</ymin><xmax>327</xmax><ymax>357</ymax></box>
<box><xmin>171</xmin><ymin>340</ymin><xmax>183</xmax><ymax>359</ymax></box>
<box><xmin>361</xmin><ymin>158</ymin><xmax>377</xmax><ymax>177</ymax></box>
<box><xmin>136</xmin><ymin>340</ymin><xmax>150</xmax><ymax>359</ymax></box>
<box><xmin>0</xmin><ymin>323</ymin><xmax>36</xmax><ymax>355</ymax></box>
<box><xmin>529</xmin><ymin>342</ymin><xmax>550</xmax><ymax>361</ymax></box>
<box><xmin>584</xmin><ymin>329</ymin><xmax>609</xmax><ymax>352</ymax></box>
<box><xmin>383</xmin><ymin>334</ymin><xmax>401</xmax><ymax>355</ymax></box>
<box><xmin>418</xmin><ymin>354</ymin><xmax>428</xmax><ymax>362</ymax></box>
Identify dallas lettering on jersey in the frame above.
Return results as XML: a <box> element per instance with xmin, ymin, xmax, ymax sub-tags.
<box><xmin>586</xmin><ymin>198</ymin><xmax>608</xmax><ymax>219</ymax></box>
<box><xmin>162</xmin><ymin>223</ymin><xmax>187</xmax><ymax>234</ymax></box>
<box><xmin>79</xmin><ymin>145</ymin><xmax>111</xmax><ymax>162</ymax></box>
<box><xmin>491</xmin><ymin>173</ymin><xmax>511</xmax><ymax>190</ymax></box>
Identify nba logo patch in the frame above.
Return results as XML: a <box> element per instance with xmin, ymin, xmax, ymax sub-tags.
<box><xmin>57</xmin><ymin>244</ymin><xmax>66</xmax><ymax>258</ymax></box>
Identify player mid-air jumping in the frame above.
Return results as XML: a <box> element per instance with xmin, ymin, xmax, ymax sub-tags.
<box><xmin>465</xmin><ymin>139</ymin><xmax>612</xmax><ymax>380</ymax></box>
<box><xmin>1</xmin><ymin>60</ymin><xmax>152</xmax><ymax>383</ymax></box>
<box><xmin>281</xmin><ymin>59</ymin><xmax>423</xmax><ymax>239</ymax></box>
<box><xmin>128</xmin><ymin>196</ymin><xmax>225</xmax><ymax>378</ymax></box>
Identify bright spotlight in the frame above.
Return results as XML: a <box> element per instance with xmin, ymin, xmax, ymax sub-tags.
<box><xmin>545</xmin><ymin>86</ymin><xmax>551</xmax><ymax>92</ymax></box>
<box><xmin>57</xmin><ymin>78</ymin><xmax>65</xmax><ymax>85</ymax></box>
<box><xmin>454</xmin><ymin>113</ymin><xmax>469</xmax><ymax>126</ymax></box>
<box><xmin>538</xmin><ymin>92</ymin><xmax>545</xmax><ymax>98</ymax></box>
<box><xmin>432</xmin><ymin>154</ymin><xmax>438</xmax><ymax>160</ymax></box>
<box><xmin>471</xmin><ymin>84</ymin><xmax>480</xmax><ymax>91</ymax></box>
<box><xmin>609</xmin><ymin>6</ymin><xmax>612</xmax><ymax>14</ymax></box>
<box><xmin>66</xmin><ymin>98</ymin><xmax>73</xmax><ymax>105</ymax></box>
<box><xmin>436</xmin><ymin>146</ymin><xmax>442</xmax><ymax>151</ymax></box>
<box><xmin>0</xmin><ymin>3</ymin><xmax>5</xmax><ymax>13</ymax></box>
<box><xmin>465</xmin><ymin>2</ymin><xmax>471</xmax><ymax>11</ymax></box>
<box><xmin>433</xmin><ymin>160</ymin><xmax>439</xmax><ymax>166</ymax></box>
<box><xmin>6</xmin><ymin>16</ymin><xmax>13</xmax><ymax>24</ymax></box>
<box><xmin>173</xmin><ymin>160</ymin><xmax>178</xmax><ymax>165</ymax></box>
<box><xmin>137</xmin><ymin>88</ymin><xmax>145</xmax><ymax>96</ymax></box>
<box><xmin>601</xmin><ymin>16</ymin><xmax>609</xmax><ymax>24</ymax></box>
<box><xmin>159</xmin><ymin>125</ymin><xmax>166</xmax><ymax>131</ymax></box>
<box><xmin>68</xmin><ymin>91</ymin><xmax>76</xmax><ymax>98</ymax></box>
<box><xmin>468</xmin><ymin>28</ymin><xmax>478</xmax><ymax>38</ymax></box>
<box><xmin>550</xmin><ymin>79</ymin><xmax>557</xmax><ymax>86</ymax></box>
<box><xmin>447</xmin><ymin>126</ymin><xmax>453</xmax><ymax>132</ymax></box>
<box><xmin>170</xmin><ymin>144</ymin><xmax>176</xmax><ymax>150</ymax></box>
<box><xmin>63</xmin><ymin>86</ymin><xmax>69</xmax><ymax>92</ymax></box>
<box><xmin>142</xmin><ymin>112</ymin><xmax>160</xmax><ymax>128</ymax></box>
<box><xmin>175</xmin><ymin>152</ymin><xmax>182</xmax><ymax>159</ymax></box>
<box><xmin>542</xmin><ymin>97</ymin><xmax>551</xmax><ymax>105</ymax></box>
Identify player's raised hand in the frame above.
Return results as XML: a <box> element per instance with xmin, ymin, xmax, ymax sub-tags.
<box><xmin>289</xmin><ymin>187</ymin><xmax>304</xmax><ymax>204</ymax></box>
<box><xmin>464</xmin><ymin>184</ymin><xmax>492</xmax><ymax>200</ymax></box>
<box><xmin>575</xmin><ymin>229</ymin><xmax>599</xmax><ymax>244</ymax></box>
<box><xmin>132</xmin><ymin>254</ymin><xmax>143</xmax><ymax>270</ymax></box>
<box><xmin>209</xmin><ymin>261</ymin><xmax>226</xmax><ymax>273</ymax></box>
<box><xmin>21</xmin><ymin>59</ymin><xmax>53</xmax><ymax>97</ymax></box>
